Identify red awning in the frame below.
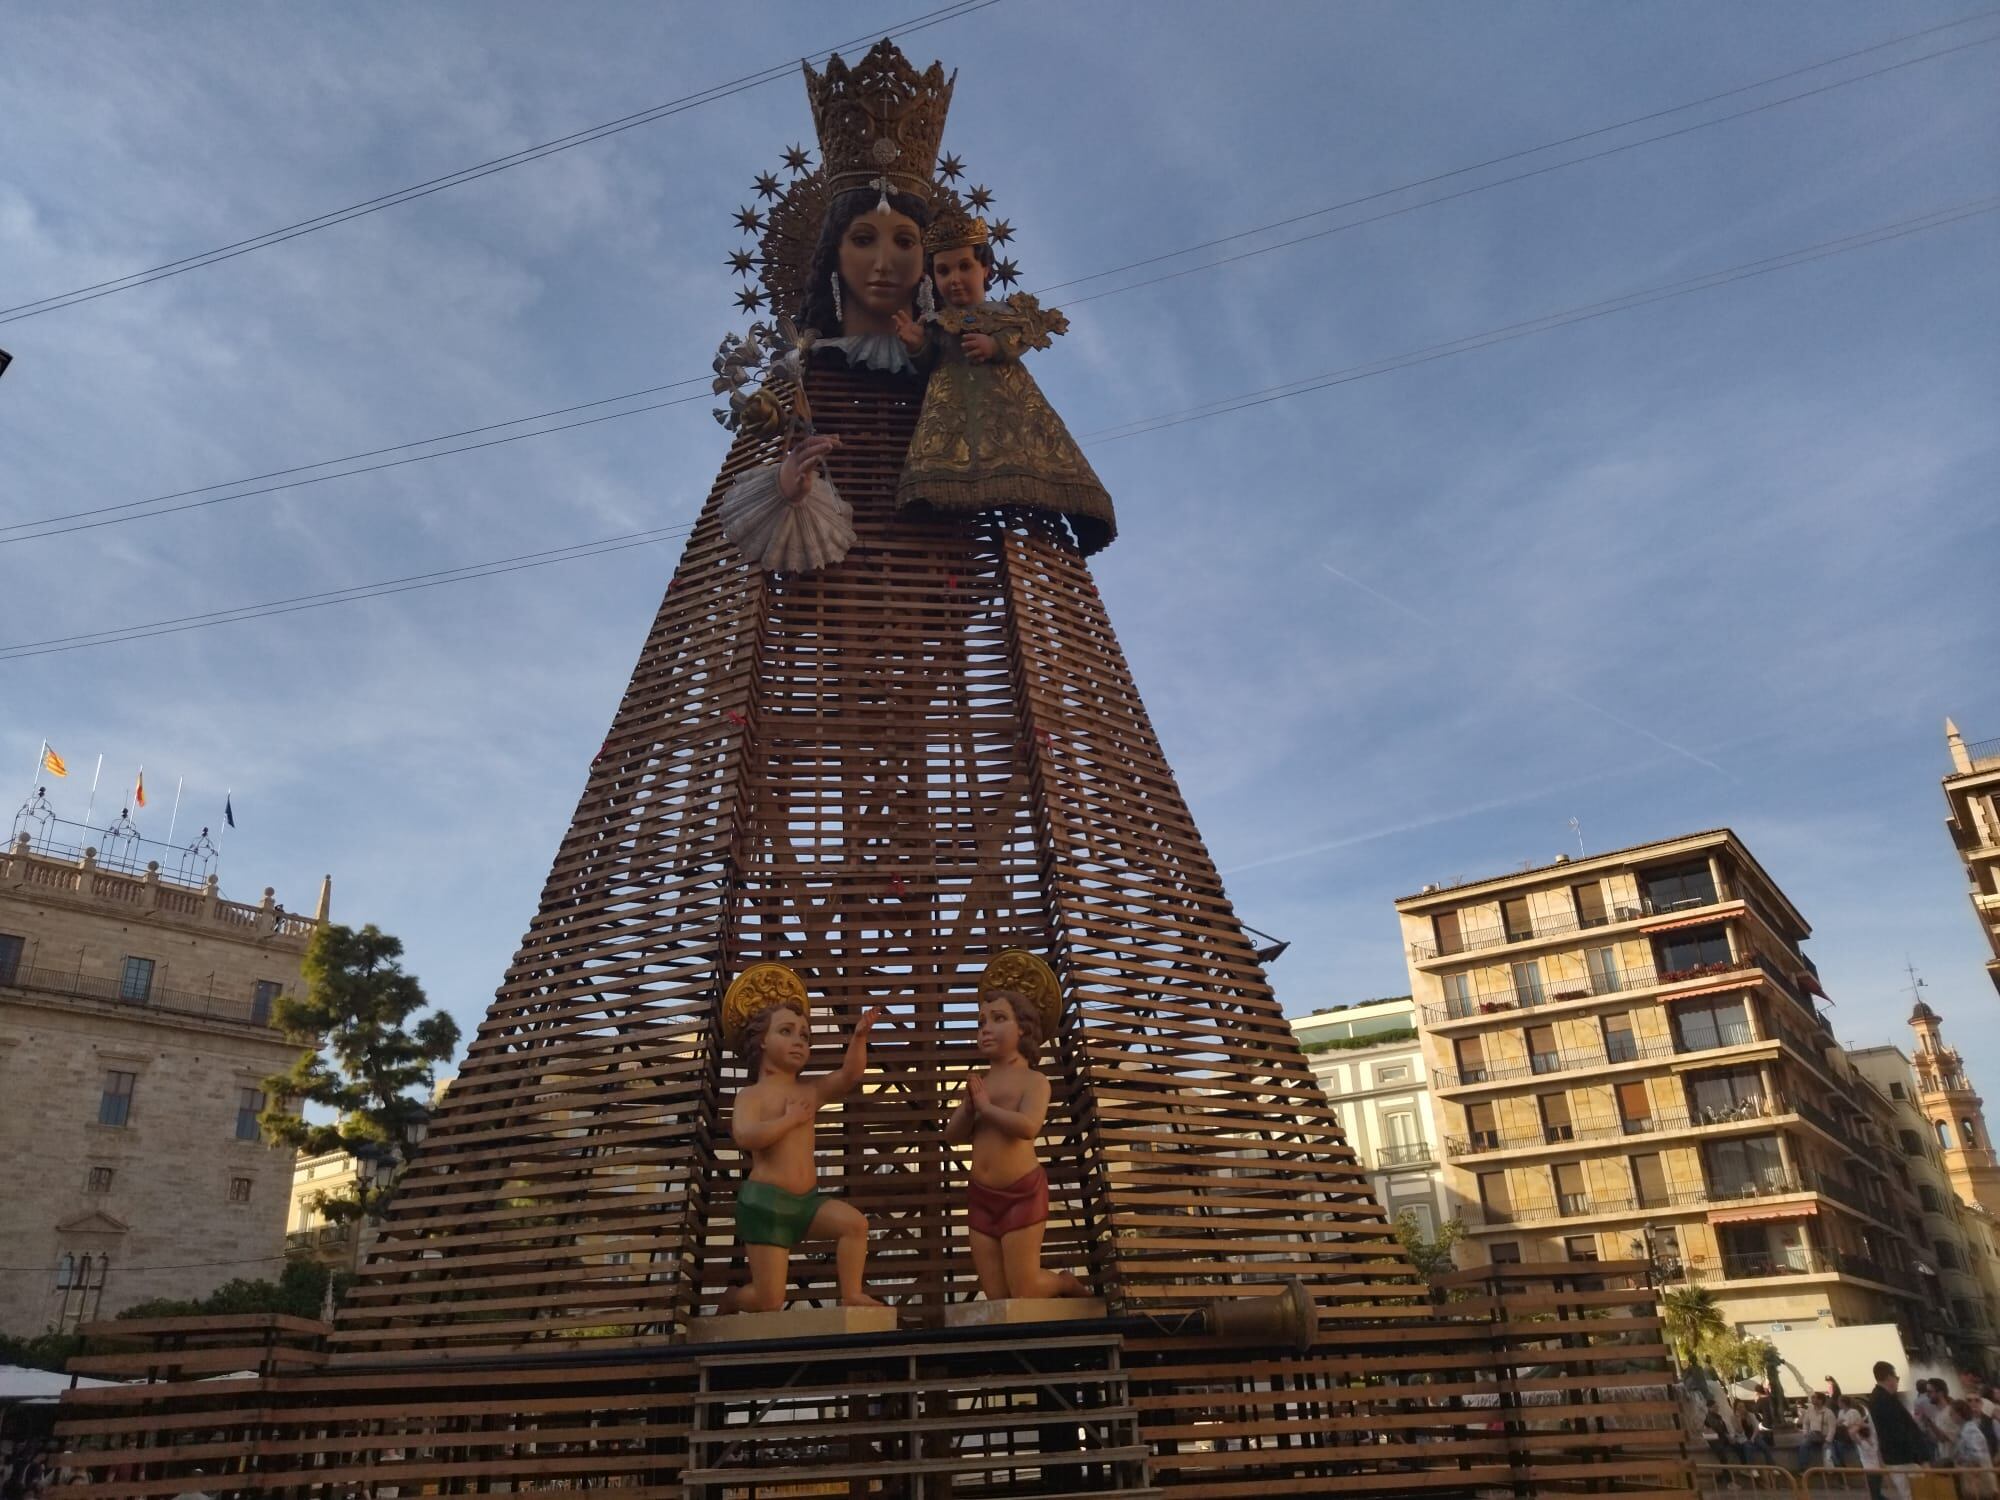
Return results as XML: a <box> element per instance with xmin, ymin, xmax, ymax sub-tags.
<box><xmin>1708</xmin><ymin>1202</ymin><xmax>1818</xmax><ymax>1225</ymax></box>
<box><xmin>1642</xmin><ymin>910</ymin><xmax>1738</xmax><ymax>935</ymax></box>
<box><xmin>1661</xmin><ymin>976</ymin><xmax>1759</xmax><ymax>1002</ymax></box>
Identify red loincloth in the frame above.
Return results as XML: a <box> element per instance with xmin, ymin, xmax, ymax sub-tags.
<box><xmin>967</xmin><ymin>1166</ymin><xmax>1049</xmax><ymax>1239</ymax></box>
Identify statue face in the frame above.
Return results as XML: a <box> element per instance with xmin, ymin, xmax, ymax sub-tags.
<box><xmin>837</xmin><ymin>207</ymin><xmax>924</xmax><ymax>328</ymax></box>
<box><xmin>931</xmin><ymin>246</ymin><xmax>987</xmax><ymax>309</ymax></box>
<box><xmin>976</xmin><ymin>997</ymin><xmax>1019</xmax><ymax>1059</ymax></box>
<box><xmin>765</xmin><ymin>1006</ymin><xmax>811</xmax><ymax>1073</ymax></box>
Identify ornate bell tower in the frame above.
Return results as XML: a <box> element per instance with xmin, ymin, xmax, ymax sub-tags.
<box><xmin>1911</xmin><ymin>996</ymin><xmax>2000</xmax><ymax>1215</ymax></box>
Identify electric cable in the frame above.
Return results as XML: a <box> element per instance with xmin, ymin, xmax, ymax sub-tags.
<box><xmin>3</xmin><ymin>16</ymin><xmax>1989</xmax><ymax>544</ymax></box>
<box><xmin>0</xmin><ymin>0</ymin><xmax>1005</xmax><ymax>325</ymax></box>
<box><xmin>4</xmin><ymin>195</ymin><xmax>1987</xmax><ymax>662</ymax></box>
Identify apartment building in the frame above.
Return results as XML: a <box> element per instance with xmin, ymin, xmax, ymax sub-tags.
<box><xmin>1943</xmin><ymin>720</ymin><xmax>2000</xmax><ymax>998</ymax></box>
<box><xmin>1292</xmin><ymin>997</ymin><xmax>1453</xmax><ymax>1241</ymax></box>
<box><xmin>1396</xmin><ymin>829</ymin><xmax>1925</xmax><ymax>1345</ymax></box>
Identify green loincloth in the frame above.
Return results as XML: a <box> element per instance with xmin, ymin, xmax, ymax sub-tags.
<box><xmin>736</xmin><ymin>1178</ymin><xmax>825</xmax><ymax>1249</ymax></box>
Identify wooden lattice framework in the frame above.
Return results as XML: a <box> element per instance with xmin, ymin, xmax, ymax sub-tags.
<box><xmin>52</xmin><ymin>363</ymin><xmax>1695</xmax><ymax>1496</ymax></box>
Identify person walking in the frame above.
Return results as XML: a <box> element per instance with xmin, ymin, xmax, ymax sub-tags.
<box><xmin>1797</xmin><ymin>1390</ymin><xmax>1836</xmax><ymax>1473</ymax></box>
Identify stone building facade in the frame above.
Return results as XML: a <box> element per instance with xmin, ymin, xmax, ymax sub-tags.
<box><xmin>1942</xmin><ymin>719</ymin><xmax>2000</xmax><ymax>998</ymax></box>
<box><xmin>1291</xmin><ymin>997</ymin><xmax>1454</xmax><ymax>1243</ymax></box>
<box><xmin>0</xmin><ymin>834</ymin><xmax>322</xmax><ymax>1334</ymax></box>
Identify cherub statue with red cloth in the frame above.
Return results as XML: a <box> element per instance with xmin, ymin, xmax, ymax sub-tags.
<box><xmin>945</xmin><ymin>951</ymin><xmax>1089</xmax><ymax>1299</ymax></box>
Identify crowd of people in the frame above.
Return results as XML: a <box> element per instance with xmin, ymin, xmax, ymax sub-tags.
<box><xmin>0</xmin><ymin>1440</ymin><xmax>70</xmax><ymax>1500</ymax></box>
<box><xmin>1690</xmin><ymin>1359</ymin><xmax>2000</xmax><ymax>1498</ymax></box>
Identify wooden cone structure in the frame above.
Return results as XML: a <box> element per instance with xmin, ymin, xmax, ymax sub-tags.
<box><xmin>337</xmin><ymin>366</ymin><xmax>1390</xmax><ymax>1348</ymax></box>
<box><xmin>53</xmin><ymin>327</ymin><xmax>1694</xmax><ymax>1498</ymax></box>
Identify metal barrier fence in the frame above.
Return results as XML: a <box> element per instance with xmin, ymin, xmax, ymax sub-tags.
<box><xmin>1702</xmin><ymin>1466</ymin><xmax>2000</xmax><ymax>1498</ymax></box>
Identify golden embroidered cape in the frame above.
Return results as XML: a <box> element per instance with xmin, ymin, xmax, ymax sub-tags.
<box><xmin>896</xmin><ymin>296</ymin><xmax>1115</xmax><ymax>554</ymax></box>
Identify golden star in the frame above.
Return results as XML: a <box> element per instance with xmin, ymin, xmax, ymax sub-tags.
<box><xmin>752</xmin><ymin>172</ymin><xmax>783</xmax><ymax>200</ymax></box>
<box><xmin>782</xmin><ymin>144</ymin><xmax>813</xmax><ymax>174</ymax></box>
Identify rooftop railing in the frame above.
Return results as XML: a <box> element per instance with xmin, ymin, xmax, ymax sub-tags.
<box><xmin>1961</xmin><ymin>735</ymin><xmax>2000</xmax><ymax>771</ymax></box>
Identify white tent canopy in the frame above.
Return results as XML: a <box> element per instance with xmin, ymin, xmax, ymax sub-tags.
<box><xmin>0</xmin><ymin>1364</ymin><xmax>120</xmax><ymax>1401</ymax></box>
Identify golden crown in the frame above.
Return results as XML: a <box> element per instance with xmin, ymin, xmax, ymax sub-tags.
<box><xmin>923</xmin><ymin>198</ymin><xmax>990</xmax><ymax>254</ymax></box>
<box><xmin>978</xmin><ymin>950</ymin><xmax>1063</xmax><ymax>1037</ymax></box>
<box><xmin>803</xmin><ymin>39</ymin><xmax>956</xmax><ymax>200</ymax></box>
<box><xmin>723</xmin><ymin>963</ymin><xmax>811</xmax><ymax>1053</ymax></box>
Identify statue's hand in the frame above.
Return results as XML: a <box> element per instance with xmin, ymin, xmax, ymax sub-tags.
<box><xmin>967</xmin><ymin>1076</ymin><xmax>989</xmax><ymax>1115</ymax></box>
<box><xmin>891</xmin><ymin>310</ymin><xmax>925</xmax><ymax>353</ymax></box>
<box><xmin>778</xmin><ymin>434</ymin><xmax>841</xmax><ymax>502</ymax></box>
<box><xmin>780</xmin><ymin>1096</ymin><xmax>815</xmax><ymax>1130</ymax></box>
<box><xmin>961</xmin><ymin>331</ymin><xmax>997</xmax><ymax>364</ymax></box>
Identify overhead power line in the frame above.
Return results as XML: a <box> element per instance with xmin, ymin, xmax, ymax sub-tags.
<box><xmin>5</xmin><ymin>195</ymin><xmax>1988</xmax><ymax>663</ymax></box>
<box><xmin>3</xmin><ymin>12</ymin><xmax>1990</xmax><ymax>546</ymax></box>
<box><xmin>0</xmin><ymin>0</ymin><xmax>1005</xmax><ymax>325</ymax></box>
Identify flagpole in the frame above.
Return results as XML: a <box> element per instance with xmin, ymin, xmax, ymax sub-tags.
<box><xmin>167</xmin><ymin>777</ymin><xmax>184</xmax><ymax>844</ymax></box>
<box><xmin>85</xmin><ymin>755</ymin><xmax>103</xmax><ymax>827</ymax></box>
<box><xmin>31</xmin><ymin>739</ymin><xmax>46</xmax><ymax>802</ymax></box>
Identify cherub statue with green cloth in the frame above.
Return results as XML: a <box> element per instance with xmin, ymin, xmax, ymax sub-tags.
<box><xmin>717</xmin><ymin>964</ymin><xmax>886</xmax><ymax>1312</ymax></box>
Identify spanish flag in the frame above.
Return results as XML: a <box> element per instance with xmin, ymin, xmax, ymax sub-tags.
<box><xmin>40</xmin><ymin>743</ymin><xmax>68</xmax><ymax>778</ymax></box>
<box><xmin>134</xmin><ymin>767</ymin><xmax>147</xmax><ymax>809</ymax></box>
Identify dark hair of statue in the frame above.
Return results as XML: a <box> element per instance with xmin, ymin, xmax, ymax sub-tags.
<box><xmin>739</xmin><ymin>997</ymin><xmax>808</xmax><ymax>1080</ymax></box>
<box><xmin>929</xmin><ymin>240</ymin><xmax>995</xmax><ymax>275</ymax></box>
<box><xmin>991</xmin><ymin>989</ymin><xmax>1043</xmax><ymax>1064</ymax></box>
<box><xmin>797</xmin><ymin>186</ymin><xmax>934</xmax><ymax>334</ymax></box>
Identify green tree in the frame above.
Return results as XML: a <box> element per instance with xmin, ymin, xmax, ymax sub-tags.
<box><xmin>0</xmin><ymin>1330</ymin><xmax>88</xmax><ymax>1373</ymax></box>
<box><xmin>1660</xmin><ymin>1281</ymin><xmax>1727</xmax><ymax>1368</ymax></box>
<box><xmin>1705</xmin><ymin>1328</ymin><xmax>1776</xmax><ymax>1381</ymax></box>
<box><xmin>261</xmin><ymin>923</ymin><xmax>459</xmax><ymax>1223</ymax></box>
<box><xmin>116</xmin><ymin>1260</ymin><xmax>346</xmax><ymax>1321</ymax></box>
<box><xmin>1395</xmin><ymin>1210</ymin><xmax>1466</xmax><ymax>1277</ymax></box>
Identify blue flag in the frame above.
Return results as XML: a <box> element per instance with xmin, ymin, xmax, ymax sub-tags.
<box><xmin>224</xmin><ymin>794</ymin><xmax>235</xmax><ymax>829</ymax></box>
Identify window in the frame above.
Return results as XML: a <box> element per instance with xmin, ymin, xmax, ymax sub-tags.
<box><xmin>1477</xmin><ymin>1171</ymin><xmax>1512</xmax><ymax>1224</ymax></box>
<box><xmin>1553</xmin><ymin>1162</ymin><xmax>1589</xmax><ymax>1215</ymax></box>
<box><xmin>251</xmin><ymin>980</ymin><xmax>282</xmax><ymax>1026</ymax></box>
<box><xmin>1617</xmin><ymin>1080</ymin><xmax>1655</xmax><ymax>1134</ymax></box>
<box><xmin>1648</xmin><ymin>1224</ymin><xmax>1684</xmax><ymax>1275</ymax></box>
<box><xmin>1964</xmin><ymin>1118</ymin><xmax>1981</xmax><ymax>1149</ymax></box>
<box><xmin>98</xmin><ymin>1070</ymin><xmax>136</xmax><ymax>1127</ymax></box>
<box><xmin>1375</xmin><ymin>1064</ymin><xmax>1411</xmax><ymax>1086</ymax></box>
<box><xmin>1920</xmin><ymin>1185</ymin><xmax>1945</xmax><ymax>1213</ymax></box>
<box><xmin>1704</xmin><ymin>1135</ymin><xmax>1787</xmax><ymax>1196</ymax></box>
<box><xmin>1688</xmin><ymin>1069</ymin><xmax>1764</xmax><ymax>1123</ymax></box>
<box><xmin>1466</xmin><ymin>1101</ymin><xmax>1499</xmax><ymax>1150</ymax></box>
<box><xmin>1488</xmin><ymin>1241</ymin><xmax>1522</xmax><ymax>1265</ymax></box>
<box><xmin>1632</xmin><ymin>1153</ymin><xmax>1671</xmax><ymax>1209</ymax></box>
<box><xmin>86</xmin><ymin>1167</ymin><xmax>114</xmax><ymax>1193</ymax></box>
<box><xmin>1396</xmin><ymin>1202</ymin><xmax>1437</xmax><ymax>1240</ymax></box>
<box><xmin>228</xmin><ymin>1177</ymin><xmax>253</xmax><ymax>1204</ymax></box>
<box><xmin>1672</xmin><ymin>998</ymin><xmax>1751</xmax><ymax>1053</ymax></box>
<box><xmin>1512</xmin><ymin>959</ymin><xmax>1545</xmax><ymax>1008</ymax></box>
<box><xmin>1657</xmin><ymin>924</ymin><xmax>1734</xmax><ymax>976</ymax></box>
<box><xmin>1573</xmin><ymin>882</ymin><xmax>1608</xmax><ymax>928</ymax></box>
<box><xmin>54</xmin><ymin>1253</ymin><xmax>75</xmax><ymax>1289</ymax></box>
<box><xmin>1602</xmin><ymin>1012</ymin><xmax>1639</xmax><ymax>1064</ymax></box>
<box><xmin>1539</xmin><ymin>1092</ymin><xmax>1574</xmax><ymax>1143</ymax></box>
<box><xmin>1441</xmin><ymin>972</ymin><xmax>1472</xmax><ymax>1018</ymax></box>
<box><xmin>1527</xmin><ymin>1024</ymin><xmax>1560</xmax><ymax>1074</ymax></box>
<box><xmin>1937</xmin><ymin>1120</ymin><xmax>1954</xmax><ymax>1149</ymax></box>
<box><xmin>1585</xmin><ymin>946</ymin><xmax>1622</xmax><ymax>994</ymax></box>
<box><xmin>235</xmin><ymin>1087</ymin><xmax>266</xmax><ymax>1142</ymax></box>
<box><xmin>1938</xmin><ymin>1240</ymin><xmax>1964</xmax><ymax>1271</ymax></box>
<box><xmin>118</xmin><ymin>957</ymin><xmax>155</xmax><ymax>1003</ymax></box>
<box><xmin>1564</xmin><ymin>1235</ymin><xmax>1599</xmax><ymax>1262</ymax></box>
<box><xmin>1501</xmin><ymin>897</ymin><xmax>1533</xmax><ymax>943</ymax></box>
<box><xmin>1900</xmin><ymin>1129</ymin><xmax>1924</xmax><ymax>1156</ymax></box>
<box><xmin>0</xmin><ymin>932</ymin><xmax>23</xmax><ymax>985</ymax></box>
<box><xmin>1890</xmin><ymin>1081</ymin><xmax>1907</xmax><ymax>1101</ymax></box>
<box><xmin>1454</xmin><ymin>1036</ymin><xmax>1486</xmax><ymax>1084</ymax></box>
<box><xmin>1433</xmin><ymin>910</ymin><xmax>1464</xmax><ymax>956</ymax></box>
<box><xmin>1643</xmin><ymin>859</ymin><xmax>1718</xmax><ymax>912</ymax></box>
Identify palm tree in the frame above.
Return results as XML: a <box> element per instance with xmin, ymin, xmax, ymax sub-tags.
<box><xmin>1660</xmin><ymin>1283</ymin><xmax>1726</xmax><ymax>1370</ymax></box>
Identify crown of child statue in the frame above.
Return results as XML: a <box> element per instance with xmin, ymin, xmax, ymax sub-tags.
<box><xmin>720</xmin><ymin>38</ymin><xmax>1024</xmax><ymax>329</ymax></box>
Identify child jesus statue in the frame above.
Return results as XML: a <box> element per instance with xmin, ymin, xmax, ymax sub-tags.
<box><xmin>946</xmin><ymin>950</ymin><xmax>1089</xmax><ymax>1300</ymax></box>
<box><xmin>718</xmin><ymin>963</ymin><xmax>885</xmax><ymax>1312</ymax></box>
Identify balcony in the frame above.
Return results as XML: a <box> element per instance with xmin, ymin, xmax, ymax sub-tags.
<box><xmin>1412</xmin><ymin>891</ymin><xmax>1720</xmax><ymax>962</ymax></box>
<box><xmin>1422</xmin><ymin>964</ymin><xmax>1663</xmax><ymax>1025</ymax></box>
<box><xmin>1445</xmin><ymin>1099</ymin><xmax>1800</xmax><ymax>1160</ymax></box>
<box><xmin>1435</xmin><ymin>1035</ymin><xmax>1679</xmax><ymax>1090</ymax></box>
<box><xmin>1477</xmin><ymin>1185</ymin><xmax>1709</xmax><ymax>1228</ymax></box>
<box><xmin>1376</xmin><ymin>1140</ymin><xmax>1436</xmax><ymax>1169</ymax></box>
<box><xmin>4</xmin><ymin>960</ymin><xmax>276</xmax><ymax>1029</ymax></box>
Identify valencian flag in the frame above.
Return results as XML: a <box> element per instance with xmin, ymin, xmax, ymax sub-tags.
<box><xmin>134</xmin><ymin>768</ymin><xmax>147</xmax><ymax>809</ymax></box>
<box><xmin>224</xmin><ymin>794</ymin><xmax>235</xmax><ymax>829</ymax></box>
<box><xmin>40</xmin><ymin>744</ymin><xmax>68</xmax><ymax>778</ymax></box>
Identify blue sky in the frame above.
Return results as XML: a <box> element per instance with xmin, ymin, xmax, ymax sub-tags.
<box><xmin>4</xmin><ymin>3</ymin><xmax>1996</xmax><ymax>1082</ymax></box>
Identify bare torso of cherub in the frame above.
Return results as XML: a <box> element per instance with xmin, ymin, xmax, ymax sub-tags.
<box><xmin>969</xmin><ymin>1059</ymin><xmax>1041</xmax><ymax>1188</ymax></box>
<box><xmin>734</xmin><ymin>1074</ymin><xmax>822</xmax><ymax>1195</ymax></box>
